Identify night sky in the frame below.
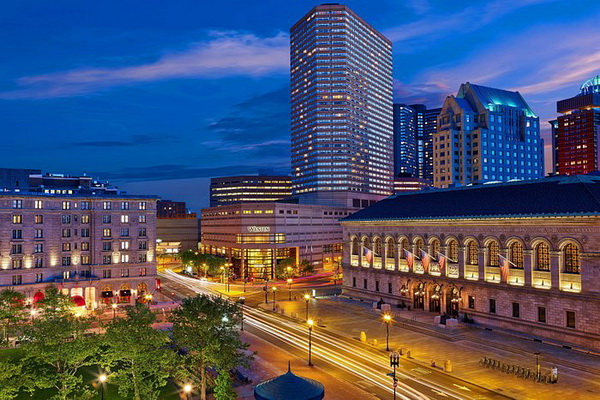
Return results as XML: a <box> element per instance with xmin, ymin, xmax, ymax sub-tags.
<box><xmin>2</xmin><ymin>0</ymin><xmax>599</xmax><ymax>212</ymax></box>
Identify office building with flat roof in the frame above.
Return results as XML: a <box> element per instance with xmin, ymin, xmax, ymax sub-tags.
<box><xmin>210</xmin><ymin>175</ymin><xmax>292</xmax><ymax>207</ymax></box>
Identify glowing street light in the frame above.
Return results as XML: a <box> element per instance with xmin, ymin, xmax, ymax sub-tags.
<box><xmin>287</xmin><ymin>278</ymin><xmax>293</xmax><ymax>301</ymax></box>
<box><xmin>183</xmin><ymin>383</ymin><xmax>192</xmax><ymax>400</ymax></box>
<box><xmin>383</xmin><ymin>313</ymin><xmax>392</xmax><ymax>351</ymax></box>
<box><xmin>307</xmin><ymin>318</ymin><xmax>314</xmax><ymax>366</ymax></box>
<box><xmin>98</xmin><ymin>373</ymin><xmax>107</xmax><ymax>400</ymax></box>
<box><xmin>272</xmin><ymin>286</ymin><xmax>277</xmax><ymax>311</ymax></box>
<box><xmin>111</xmin><ymin>303</ymin><xmax>117</xmax><ymax>319</ymax></box>
<box><xmin>304</xmin><ymin>293</ymin><xmax>311</xmax><ymax>320</ymax></box>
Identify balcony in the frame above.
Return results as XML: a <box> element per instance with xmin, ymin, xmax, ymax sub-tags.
<box><xmin>485</xmin><ymin>266</ymin><xmax>500</xmax><ymax>283</ymax></box>
<box><xmin>398</xmin><ymin>259</ymin><xmax>409</xmax><ymax>272</ymax></box>
<box><xmin>532</xmin><ymin>270</ymin><xmax>551</xmax><ymax>289</ymax></box>
<box><xmin>385</xmin><ymin>258</ymin><xmax>395</xmax><ymax>270</ymax></box>
<box><xmin>373</xmin><ymin>257</ymin><xmax>382</xmax><ymax>269</ymax></box>
<box><xmin>414</xmin><ymin>262</ymin><xmax>424</xmax><ymax>274</ymax></box>
<box><xmin>508</xmin><ymin>268</ymin><xmax>525</xmax><ymax>286</ymax></box>
<box><xmin>464</xmin><ymin>264</ymin><xmax>479</xmax><ymax>281</ymax></box>
<box><xmin>350</xmin><ymin>255</ymin><xmax>358</xmax><ymax>267</ymax></box>
<box><xmin>447</xmin><ymin>263</ymin><xmax>459</xmax><ymax>278</ymax></box>
<box><xmin>560</xmin><ymin>272</ymin><xmax>582</xmax><ymax>293</ymax></box>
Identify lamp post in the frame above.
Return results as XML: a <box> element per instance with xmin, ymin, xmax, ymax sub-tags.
<box><xmin>287</xmin><ymin>278</ymin><xmax>293</xmax><ymax>301</ymax></box>
<box><xmin>183</xmin><ymin>383</ymin><xmax>192</xmax><ymax>400</ymax></box>
<box><xmin>390</xmin><ymin>352</ymin><xmax>400</xmax><ymax>400</ymax></box>
<box><xmin>534</xmin><ymin>352</ymin><xmax>541</xmax><ymax>380</ymax></box>
<box><xmin>226</xmin><ymin>263</ymin><xmax>231</xmax><ymax>292</ymax></box>
<box><xmin>272</xmin><ymin>286</ymin><xmax>277</xmax><ymax>311</ymax></box>
<box><xmin>383</xmin><ymin>313</ymin><xmax>392</xmax><ymax>351</ymax></box>
<box><xmin>239</xmin><ymin>297</ymin><xmax>245</xmax><ymax>331</ymax></box>
<box><xmin>98</xmin><ymin>373</ymin><xmax>107</xmax><ymax>400</ymax></box>
<box><xmin>304</xmin><ymin>293</ymin><xmax>310</xmax><ymax>321</ymax></box>
<box><xmin>307</xmin><ymin>318</ymin><xmax>314</xmax><ymax>366</ymax></box>
<box><xmin>111</xmin><ymin>303</ymin><xmax>117</xmax><ymax>320</ymax></box>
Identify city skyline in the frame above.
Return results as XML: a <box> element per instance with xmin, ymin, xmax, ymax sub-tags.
<box><xmin>2</xmin><ymin>0</ymin><xmax>600</xmax><ymax>211</ymax></box>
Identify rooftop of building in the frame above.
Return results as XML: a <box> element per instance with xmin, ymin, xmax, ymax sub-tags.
<box><xmin>458</xmin><ymin>82</ymin><xmax>536</xmax><ymax>117</ymax></box>
<box><xmin>580</xmin><ymin>75</ymin><xmax>600</xmax><ymax>95</ymax></box>
<box><xmin>342</xmin><ymin>175</ymin><xmax>600</xmax><ymax>222</ymax></box>
<box><xmin>0</xmin><ymin>190</ymin><xmax>158</xmax><ymax>200</ymax></box>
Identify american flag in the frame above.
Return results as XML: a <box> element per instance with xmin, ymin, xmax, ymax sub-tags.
<box><xmin>404</xmin><ymin>249</ymin><xmax>414</xmax><ymax>271</ymax></box>
<box><xmin>420</xmin><ymin>249</ymin><xmax>432</xmax><ymax>273</ymax></box>
<box><xmin>363</xmin><ymin>247</ymin><xmax>373</xmax><ymax>263</ymax></box>
<box><xmin>499</xmin><ymin>255</ymin><xmax>514</xmax><ymax>282</ymax></box>
<box><xmin>436</xmin><ymin>252</ymin><xmax>446</xmax><ymax>275</ymax></box>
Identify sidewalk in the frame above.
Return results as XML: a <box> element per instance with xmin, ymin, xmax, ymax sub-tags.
<box><xmin>264</xmin><ymin>296</ymin><xmax>600</xmax><ymax>399</ymax></box>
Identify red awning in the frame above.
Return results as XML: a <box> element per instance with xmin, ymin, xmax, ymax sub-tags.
<box><xmin>71</xmin><ymin>295</ymin><xmax>85</xmax><ymax>307</ymax></box>
<box><xmin>33</xmin><ymin>291</ymin><xmax>45</xmax><ymax>304</ymax></box>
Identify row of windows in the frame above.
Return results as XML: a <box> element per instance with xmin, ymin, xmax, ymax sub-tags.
<box><xmin>9</xmin><ymin>268</ymin><xmax>148</xmax><ymax>285</ymax></box>
<box><xmin>10</xmin><ymin>200</ymin><xmax>149</xmax><ymax>210</ymax></box>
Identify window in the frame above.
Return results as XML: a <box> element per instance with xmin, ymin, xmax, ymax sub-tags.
<box><xmin>81</xmin><ymin>228</ymin><xmax>90</xmax><ymax>237</ymax></box>
<box><xmin>121</xmin><ymin>202</ymin><xmax>130</xmax><ymax>210</ymax></box>
<box><xmin>120</xmin><ymin>241</ymin><xmax>130</xmax><ymax>250</ymax></box>
<box><xmin>489</xmin><ymin>299</ymin><xmax>496</xmax><ymax>314</ymax></box>
<box><xmin>121</xmin><ymin>215</ymin><xmax>129</xmax><ymax>223</ymax></box>
<box><xmin>81</xmin><ymin>242</ymin><xmax>89</xmax><ymax>251</ymax></box>
<box><xmin>120</xmin><ymin>254</ymin><xmax>129</xmax><ymax>263</ymax></box>
<box><xmin>139</xmin><ymin>268</ymin><xmax>147</xmax><ymax>276</ymax></box>
<box><xmin>11</xmin><ymin>244</ymin><xmax>22</xmax><ymax>254</ymax></box>
<box><xmin>564</xmin><ymin>244</ymin><xmax>580</xmax><ymax>273</ymax></box>
<box><xmin>81</xmin><ymin>215</ymin><xmax>90</xmax><ymax>224</ymax></box>
<box><xmin>34</xmin><ymin>229</ymin><xmax>43</xmax><ymax>238</ymax></box>
<box><xmin>138</xmin><ymin>228</ymin><xmax>147</xmax><ymax>237</ymax></box>
<box><xmin>468</xmin><ymin>295</ymin><xmax>475</xmax><ymax>309</ymax></box>
<box><xmin>103</xmin><ymin>242</ymin><xmax>112</xmax><ymax>251</ymax></box>
<box><xmin>566</xmin><ymin>311</ymin><xmax>576</xmax><ymax>328</ymax></box>
<box><xmin>12</xmin><ymin>275</ymin><xmax>22</xmax><ymax>285</ymax></box>
<box><xmin>538</xmin><ymin>307</ymin><xmax>546</xmax><ymax>323</ymax></box>
<box><xmin>487</xmin><ymin>241</ymin><xmax>499</xmax><ymax>266</ymax></box>
<box><xmin>138</xmin><ymin>241</ymin><xmax>147</xmax><ymax>250</ymax></box>
<box><xmin>35</xmin><ymin>273</ymin><xmax>43</xmax><ymax>283</ymax></box>
<box><xmin>62</xmin><ymin>215</ymin><xmax>71</xmax><ymax>224</ymax></box>
<box><xmin>34</xmin><ymin>200</ymin><xmax>43</xmax><ymax>209</ymax></box>
<box><xmin>121</xmin><ymin>268</ymin><xmax>129</xmax><ymax>277</ymax></box>
<box><xmin>12</xmin><ymin>230</ymin><xmax>22</xmax><ymax>239</ymax></box>
<box><xmin>62</xmin><ymin>229</ymin><xmax>71</xmax><ymax>238</ymax></box>
<box><xmin>414</xmin><ymin>239</ymin><xmax>424</xmax><ymax>254</ymax></box>
<box><xmin>13</xmin><ymin>200</ymin><xmax>22</xmax><ymax>209</ymax></box>
<box><xmin>352</xmin><ymin>277</ymin><xmax>356</xmax><ymax>287</ymax></box>
<box><xmin>509</xmin><ymin>242</ymin><xmax>524</xmax><ymax>268</ymax></box>
<box><xmin>467</xmin><ymin>241</ymin><xmax>478</xmax><ymax>264</ymax></box>
<box><xmin>535</xmin><ymin>243</ymin><xmax>550</xmax><ymax>271</ymax></box>
<box><xmin>375</xmin><ymin>281</ymin><xmax>379</xmax><ymax>292</ymax></box>
<box><xmin>363</xmin><ymin>279</ymin><xmax>367</xmax><ymax>289</ymax></box>
<box><xmin>103</xmin><ymin>201</ymin><xmax>112</xmax><ymax>210</ymax></box>
<box><xmin>102</xmin><ymin>255</ymin><xmax>112</xmax><ymax>265</ymax></box>
<box><xmin>400</xmin><ymin>238</ymin><xmax>409</xmax><ymax>258</ymax></box>
<box><xmin>388</xmin><ymin>282</ymin><xmax>392</xmax><ymax>294</ymax></box>
<box><xmin>34</xmin><ymin>243</ymin><xmax>44</xmax><ymax>253</ymax></box>
<box><xmin>62</xmin><ymin>243</ymin><xmax>71</xmax><ymax>252</ymax></box>
<box><xmin>138</xmin><ymin>215</ymin><xmax>147</xmax><ymax>223</ymax></box>
<box><xmin>12</xmin><ymin>259</ymin><xmax>23</xmax><ymax>269</ymax></box>
<box><xmin>512</xmin><ymin>302</ymin><xmax>520</xmax><ymax>318</ymax></box>
<box><xmin>139</xmin><ymin>202</ymin><xmax>147</xmax><ymax>210</ymax></box>
<box><xmin>62</xmin><ymin>257</ymin><xmax>71</xmax><ymax>266</ymax></box>
<box><xmin>103</xmin><ymin>228</ymin><xmax>111</xmax><ymax>238</ymax></box>
<box><xmin>12</xmin><ymin>215</ymin><xmax>22</xmax><ymax>224</ymax></box>
<box><xmin>103</xmin><ymin>269</ymin><xmax>112</xmax><ymax>278</ymax></box>
<box><xmin>102</xmin><ymin>215</ymin><xmax>112</xmax><ymax>223</ymax></box>
<box><xmin>120</xmin><ymin>228</ymin><xmax>129</xmax><ymax>237</ymax></box>
<box><xmin>62</xmin><ymin>201</ymin><xmax>71</xmax><ymax>210</ymax></box>
<box><xmin>34</xmin><ymin>258</ymin><xmax>43</xmax><ymax>268</ymax></box>
<box><xmin>138</xmin><ymin>254</ymin><xmax>147</xmax><ymax>263</ymax></box>
<box><xmin>448</xmin><ymin>240</ymin><xmax>459</xmax><ymax>262</ymax></box>
<box><xmin>81</xmin><ymin>201</ymin><xmax>90</xmax><ymax>210</ymax></box>
<box><xmin>34</xmin><ymin>215</ymin><xmax>43</xmax><ymax>224</ymax></box>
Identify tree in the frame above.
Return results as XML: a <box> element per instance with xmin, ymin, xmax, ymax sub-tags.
<box><xmin>0</xmin><ymin>357</ymin><xmax>22</xmax><ymax>400</ymax></box>
<box><xmin>275</xmin><ymin>257</ymin><xmax>296</xmax><ymax>279</ymax></box>
<box><xmin>213</xmin><ymin>370</ymin><xmax>237</xmax><ymax>400</ymax></box>
<box><xmin>299</xmin><ymin>259</ymin><xmax>314</xmax><ymax>276</ymax></box>
<box><xmin>101</xmin><ymin>304</ymin><xmax>177</xmax><ymax>400</ymax></box>
<box><xmin>0</xmin><ymin>289</ymin><xmax>26</xmax><ymax>346</ymax></box>
<box><xmin>169</xmin><ymin>295</ymin><xmax>251</xmax><ymax>400</ymax></box>
<box><xmin>20</xmin><ymin>286</ymin><xmax>99</xmax><ymax>400</ymax></box>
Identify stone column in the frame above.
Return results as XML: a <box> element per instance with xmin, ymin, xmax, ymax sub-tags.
<box><xmin>441</xmin><ymin>245</ymin><xmax>449</xmax><ymax>277</ymax></box>
<box><xmin>478</xmin><ymin>248</ymin><xmax>485</xmax><ymax>281</ymax></box>
<box><xmin>523</xmin><ymin>249</ymin><xmax>533</xmax><ymax>287</ymax></box>
<box><xmin>458</xmin><ymin>246</ymin><xmax>466</xmax><ymax>279</ymax></box>
<box><xmin>550</xmin><ymin>251</ymin><xmax>560</xmax><ymax>290</ymax></box>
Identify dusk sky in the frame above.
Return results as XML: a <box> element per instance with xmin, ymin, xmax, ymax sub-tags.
<box><xmin>2</xmin><ymin>0</ymin><xmax>599</xmax><ymax>212</ymax></box>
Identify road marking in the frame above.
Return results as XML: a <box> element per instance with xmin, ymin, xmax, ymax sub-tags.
<box><xmin>453</xmin><ymin>384</ymin><xmax>472</xmax><ymax>391</ymax></box>
<box><xmin>432</xmin><ymin>389</ymin><xmax>449</xmax><ymax>397</ymax></box>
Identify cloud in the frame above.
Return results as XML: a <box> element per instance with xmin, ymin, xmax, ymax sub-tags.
<box><xmin>71</xmin><ymin>134</ymin><xmax>175</xmax><ymax>148</ymax></box>
<box><xmin>393</xmin><ymin>79</ymin><xmax>450</xmax><ymax>107</ymax></box>
<box><xmin>0</xmin><ymin>31</ymin><xmax>289</xmax><ymax>99</ymax></box>
<box><xmin>98</xmin><ymin>164</ymin><xmax>278</xmax><ymax>182</ymax></box>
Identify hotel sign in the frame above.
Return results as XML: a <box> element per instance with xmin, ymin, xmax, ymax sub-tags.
<box><xmin>247</xmin><ymin>226</ymin><xmax>271</xmax><ymax>233</ymax></box>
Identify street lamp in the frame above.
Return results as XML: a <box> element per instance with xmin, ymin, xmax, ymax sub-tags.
<box><xmin>239</xmin><ymin>297</ymin><xmax>245</xmax><ymax>331</ymax></box>
<box><xmin>183</xmin><ymin>383</ymin><xmax>192</xmax><ymax>400</ymax></box>
<box><xmin>30</xmin><ymin>309</ymin><xmax>36</xmax><ymax>320</ymax></box>
<box><xmin>534</xmin><ymin>352</ymin><xmax>541</xmax><ymax>380</ymax></box>
<box><xmin>111</xmin><ymin>303</ymin><xmax>117</xmax><ymax>319</ymax></box>
<box><xmin>287</xmin><ymin>278</ymin><xmax>293</xmax><ymax>301</ymax></box>
<box><xmin>390</xmin><ymin>352</ymin><xmax>400</xmax><ymax>400</ymax></box>
<box><xmin>304</xmin><ymin>293</ymin><xmax>310</xmax><ymax>321</ymax></box>
<box><xmin>383</xmin><ymin>313</ymin><xmax>392</xmax><ymax>351</ymax></box>
<box><xmin>307</xmin><ymin>318</ymin><xmax>314</xmax><ymax>366</ymax></box>
<box><xmin>264</xmin><ymin>278</ymin><xmax>269</xmax><ymax>304</ymax></box>
<box><xmin>272</xmin><ymin>286</ymin><xmax>277</xmax><ymax>311</ymax></box>
<box><xmin>98</xmin><ymin>373</ymin><xmax>107</xmax><ymax>400</ymax></box>
<box><xmin>145</xmin><ymin>293</ymin><xmax>153</xmax><ymax>305</ymax></box>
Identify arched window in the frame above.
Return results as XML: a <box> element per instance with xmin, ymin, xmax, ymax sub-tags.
<box><xmin>431</xmin><ymin>240</ymin><xmax>441</xmax><ymax>257</ymax></box>
<box><xmin>467</xmin><ymin>241</ymin><xmax>478</xmax><ymax>265</ymax></box>
<box><xmin>535</xmin><ymin>243</ymin><xmax>550</xmax><ymax>271</ymax></box>
<box><xmin>564</xmin><ymin>243</ymin><xmax>580</xmax><ymax>274</ymax></box>
<box><xmin>373</xmin><ymin>238</ymin><xmax>382</xmax><ymax>257</ymax></box>
<box><xmin>448</xmin><ymin>240</ymin><xmax>459</xmax><ymax>262</ymax></box>
<box><xmin>487</xmin><ymin>241</ymin><xmax>499</xmax><ymax>266</ymax></box>
<box><xmin>351</xmin><ymin>237</ymin><xmax>359</xmax><ymax>255</ymax></box>
<box><xmin>386</xmin><ymin>238</ymin><xmax>395</xmax><ymax>259</ymax></box>
<box><xmin>400</xmin><ymin>238</ymin><xmax>409</xmax><ymax>259</ymax></box>
<box><xmin>509</xmin><ymin>242</ymin><xmax>524</xmax><ymax>269</ymax></box>
<box><xmin>415</xmin><ymin>239</ymin><xmax>424</xmax><ymax>254</ymax></box>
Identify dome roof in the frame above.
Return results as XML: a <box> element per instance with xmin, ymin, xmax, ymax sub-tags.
<box><xmin>580</xmin><ymin>75</ymin><xmax>600</xmax><ymax>95</ymax></box>
<box><xmin>254</xmin><ymin>366</ymin><xmax>325</xmax><ymax>400</ymax></box>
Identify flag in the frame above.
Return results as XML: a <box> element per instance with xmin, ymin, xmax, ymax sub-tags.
<box><xmin>499</xmin><ymin>255</ymin><xmax>514</xmax><ymax>282</ymax></box>
<box><xmin>437</xmin><ymin>252</ymin><xmax>446</xmax><ymax>275</ymax></box>
<box><xmin>403</xmin><ymin>249</ymin><xmax>414</xmax><ymax>271</ymax></box>
<box><xmin>420</xmin><ymin>249</ymin><xmax>432</xmax><ymax>273</ymax></box>
<box><xmin>363</xmin><ymin>247</ymin><xmax>373</xmax><ymax>263</ymax></box>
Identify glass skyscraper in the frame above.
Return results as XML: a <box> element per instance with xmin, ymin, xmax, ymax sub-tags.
<box><xmin>290</xmin><ymin>4</ymin><xmax>393</xmax><ymax>196</ymax></box>
<box><xmin>434</xmin><ymin>82</ymin><xmax>544</xmax><ymax>188</ymax></box>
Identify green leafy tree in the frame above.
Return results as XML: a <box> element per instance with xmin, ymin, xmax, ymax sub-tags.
<box><xmin>0</xmin><ymin>356</ymin><xmax>22</xmax><ymax>400</ymax></box>
<box><xmin>169</xmin><ymin>295</ymin><xmax>251</xmax><ymax>400</ymax></box>
<box><xmin>275</xmin><ymin>257</ymin><xmax>296</xmax><ymax>279</ymax></box>
<box><xmin>213</xmin><ymin>370</ymin><xmax>237</xmax><ymax>400</ymax></box>
<box><xmin>0</xmin><ymin>289</ymin><xmax>26</xmax><ymax>345</ymax></box>
<box><xmin>101</xmin><ymin>304</ymin><xmax>177</xmax><ymax>400</ymax></box>
<box><xmin>299</xmin><ymin>259</ymin><xmax>314</xmax><ymax>276</ymax></box>
<box><xmin>20</xmin><ymin>286</ymin><xmax>99</xmax><ymax>400</ymax></box>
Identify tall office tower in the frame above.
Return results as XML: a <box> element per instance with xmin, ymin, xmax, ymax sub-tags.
<box><xmin>290</xmin><ymin>4</ymin><xmax>394</xmax><ymax>197</ymax></box>
<box><xmin>393</xmin><ymin>104</ymin><xmax>417</xmax><ymax>176</ymax></box>
<box><xmin>412</xmin><ymin>104</ymin><xmax>441</xmax><ymax>182</ymax></box>
<box><xmin>551</xmin><ymin>75</ymin><xmax>600</xmax><ymax>175</ymax></box>
<box><xmin>434</xmin><ymin>82</ymin><xmax>544</xmax><ymax>188</ymax></box>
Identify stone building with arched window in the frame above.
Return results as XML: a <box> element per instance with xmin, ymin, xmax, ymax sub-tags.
<box><xmin>341</xmin><ymin>175</ymin><xmax>600</xmax><ymax>350</ymax></box>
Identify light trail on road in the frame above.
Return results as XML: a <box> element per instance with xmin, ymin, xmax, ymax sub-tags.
<box><xmin>161</xmin><ymin>269</ymin><xmax>503</xmax><ymax>400</ymax></box>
